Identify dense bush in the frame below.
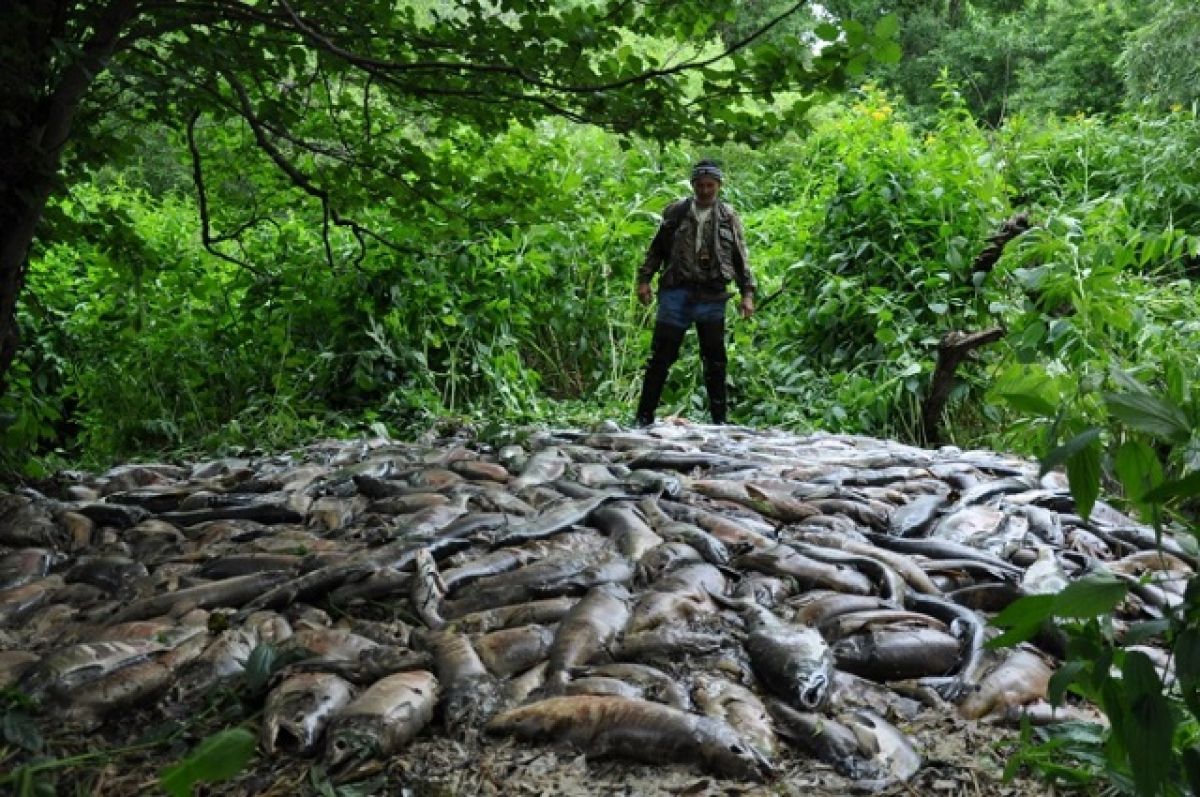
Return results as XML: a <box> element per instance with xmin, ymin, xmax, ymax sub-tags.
<box><xmin>3</xmin><ymin>91</ymin><xmax>1200</xmax><ymax>476</ymax></box>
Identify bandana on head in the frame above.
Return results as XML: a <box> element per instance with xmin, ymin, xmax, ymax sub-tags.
<box><xmin>691</xmin><ymin>164</ymin><xmax>723</xmax><ymax>182</ymax></box>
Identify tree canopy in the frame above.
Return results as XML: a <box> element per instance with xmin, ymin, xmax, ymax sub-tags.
<box><xmin>0</xmin><ymin>1</ymin><xmax>899</xmax><ymax>398</ymax></box>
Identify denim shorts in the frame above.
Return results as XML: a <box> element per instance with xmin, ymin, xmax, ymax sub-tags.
<box><xmin>656</xmin><ymin>288</ymin><xmax>727</xmax><ymax>329</ymax></box>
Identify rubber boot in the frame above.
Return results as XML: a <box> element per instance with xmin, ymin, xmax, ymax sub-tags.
<box><xmin>635</xmin><ymin>323</ymin><xmax>687</xmax><ymax>426</ymax></box>
<box><xmin>696</xmin><ymin>320</ymin><xmax>728</xmax><ymax>424</ymax></box>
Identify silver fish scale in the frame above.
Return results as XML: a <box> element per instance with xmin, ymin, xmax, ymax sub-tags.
<box><xmin>0</xmin><ymin>423</ymin><xmax>1183</xmax><ymax>789</ymax></box>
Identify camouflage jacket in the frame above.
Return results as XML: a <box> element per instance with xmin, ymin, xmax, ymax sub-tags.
<box><xmin>636</xmin><ymin>197</ymin><xmax>756</xmax><ymax>299</ymax></box>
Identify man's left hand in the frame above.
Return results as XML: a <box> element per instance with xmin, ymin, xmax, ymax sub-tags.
<box><xmin>739</xmin><ymin>295</ymin><xmax>755</xmax><ymax>319</ymax></box>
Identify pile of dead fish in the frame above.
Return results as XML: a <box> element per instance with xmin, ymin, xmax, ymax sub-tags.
<box><xmin>0</xmin><ymin>423</ymin><xmax>1189</xmax><ymax>786</ymax></box>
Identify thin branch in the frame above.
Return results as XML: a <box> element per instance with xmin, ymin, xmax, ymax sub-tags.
<box><xmin>186</xmin><ymin>109</ymin><xmax>266</xmax><ymax>275</ymax></box>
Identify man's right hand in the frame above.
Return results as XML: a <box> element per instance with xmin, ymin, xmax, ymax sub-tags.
<box><xmin>636</xmin><ymin>283</ymin><xmax>653</xmax><ymax>306</ymax></box>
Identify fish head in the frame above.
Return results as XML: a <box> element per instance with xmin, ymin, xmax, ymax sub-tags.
<box><xmin>324</xmin><ymin>726</ymin><xmax>379</xmax><ymax>770</ymax></box>
<box><xmin>701</xmin><ymin>724</ymin><xmax>777</xmax><ymax>782</ymax></box>
<box><xmin>797</xmin><ymin>669</ymin><xmax>830</xmax><ymax>710</ymax></box>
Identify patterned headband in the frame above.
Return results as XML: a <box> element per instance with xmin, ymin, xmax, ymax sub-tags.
<box><xmin>690</xmin><ymin>164</ymin><xmax>723</xmax><ymax>182</ymax></box>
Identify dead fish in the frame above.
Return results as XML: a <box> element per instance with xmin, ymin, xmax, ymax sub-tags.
<box><xmin>18</xmin><ymin>639</ymin><xmax>167</xmax><ymax>702</ymax></box>
<box><xmin>829</xmin><ymin>669</ymin><xmax>924</xmax><ymax>721</ymax></box>
<box><xmin>929</xmin><ymin>505</ymin><xmax>1006</xmax><ymax>544</ymax></box>
<box><xmin>384</xmin><ymin>501</ymin><xmax>469</xmax><ymax>542</ymax></box>
<box><xmin>107</xmin><ymin>571</ymin><xmax>292</xmax><ymax>624</ymax></box>
<box><xmin>544</xmin><ymin>583</ymin><xmax>630</xmax><ymax>692</ymax></box>
<box><xmin>958</xmin><ymin>648</ymin><xmax>1055</xmax><ymax>720</ymax></box>
<box><xmin>574</xmin><ymin>662</ymin><xmax>690</xmax><ymax>710</ymax></box>
<box><xmin>61</xmin><ymin>658</ymin><xmax>173</xmax><ymax>730</ymax></box>
<box><xmin>766</xmin><ymin>698</ymin><xmax>872</xmax><ymax>778</ymax></box>
<box><xmin>1021</xmin><ymin>545</ymin><xmax>1070</xmax><ymax>595</ymax></box>
<box><xmin>692</xmin><ymin>672</ymin><xmax>778</xmax><ymax>760</ymax></box>
<box><xmin>196</xmin><ymin>553</ymin><xmax>303</xmax><ymax>579</ymax></box>
<box><xmin>725</xmin><ymin>598</ymin><xmax>834</xmax><ymax>711</ymax></box>
<box><xmin>906</xmin><ymin>593</ymin><xmax>989</xmax><ymax>700</ymax></box>
<box><xmin>448</xmin><ymin>596</ymin><xmax>578</xmax><ymax>635</ymax></box>
<box><xmin>532</xmin><ymin>550</ymin><xmax>634</xmax><ymax>597</ymax></box>
<box><xmin>819</xmin><ymin>609</ymin><xmax>948</xmax><ymax>641</ymax></box>
<box><xmin>591</xmin><ymin>503</ymin><xmax>663</xmax><ymax>563</ymax></box>
<box><xmin>842</xmin><ymin>709</ymin><xmax>922</xmax><ymax>785</ymax></box>
<box><xmin>261</xmin><ymin>672</ymin><xmax>354</xmax><ymax>755</ymax></box>
<box><xmin>883</xmin><ymin>492</ymin><xmax>945</xmax><ymax>535</ymax></box>
<box><xmin>0</xmin><ymin>575</ymin><xmax>64</xmax><ymax>628</ymax></box>
<box><xmin>634</xmin><ymin>541</ymin><xmax>705</xmax><ymax>586</ymax></box>
<box><xmin>448</xmin><ymin>459</ymin><xmax>510</xmax><ymax>482</ymax></box>
<box><xmin>327</xmin><ymin>567</ymin><xmax>411</xmax><ymax>605</ymax></box>
<box><xmin>638</xmin><ymin>498</ymin><xmax>729</xmax><ymax>565</ymax></box>
<box><xmin>280</xmin><ymin>646</ymin><xmax>433</xmax><ymax>686</ymax></box>
<box><xmin>489</xmin><ymin>492</ymin><xmax>624</xmax><ymax>547</ymax></box>
<box><xmin>284</xmin><ymin>629</ymin><xmax>379</xmax><ymax>663</ymax></box>
<box><xmin>946</xmin><ymin>582</ymin><xmax>1022</xmax><ymax>612</ymax></box>
<box><xmin>789</xmin><ymin>591</ymin><xmax>897</xmax><ymax>627</ymax></box>
<box><xmin>564</xmin><ymin>675</ymin><xmax>644</xmax><ymax>700</ymax></box>
<box><xmin>171</xmin><ymin>628</ymin><xmax>259</xmax><ymax>697</ymax></box>
<box><xmin>791</xmin><ymin>529</ymin><xmax>942</xmax><ymax>595</ymax></box>
<box><xmin>0</xmin><ymin>494</ymin><xmax>65</xmax><ymax>548</ymax></box>
<box><xmin>949</xmin><ymin>476</ymin><xmax>1036</xmax><ymax>509</ymax></box>
<box><xmin>509</xmin><ymin>447</ymin><xmax>571</xmax><ymax>492</ymax></box>
<box><xmin>472</xmin><ymin>624</ymin><xmax>555</xmax><ymax>678</ymax></box>
<box><xmin>627</xmin><ymin>448</ymin><xmax>750</xmax><ymax>472</ymax></box>
<box><xmin>501</xmin><ymin>660</ymin><xmax>548</xmax><ymax>708</ymax></box>
<box><xmin>618</xmin><ymin>628</ymin><xmax>729</xmax><ymax>664</ymax></box>
<box><xmin>410</xmin><ymin>548</ymin><xmax>447</xmax><ymax>630</ymax></box>
<box><xmin>733</xmin><ymin>545</ymin><xmax>872</xmax><ymax>595</ymax></box>
<box><xmin>786</xmin><ymin>540</ymin><xmax>908</xmax><ymax>603</ymax></box>
<box><xmin>661</xmin><ymin>501</ymin><xmax>775</xmax><ymax>549</ymax></box>
<box><xmin>833</xmin><ymin>627</ymin><xmax>963</xmax><ymax>682</ymax></box>
<box><xmin>440</xmin><ymin>552</ymin><xmax>604</xmax><ymax>617</ymax></box>
<box><xmin>364</xmin><ymin>492</ymin><xmax>450</xmax><ymax>514</ymax></box>
<box><xmin>732</xmin><ymin>574</ymin><xmax>793</xmax><ymax>607</ymax></box>
<box><xmin>623</xmin><ymin>469</ymin><xmax>684</xmax><ymax>497</ymax></box>
<box><xmin>63</xmin><ymin>556</ymin><xmax>150</xmax><ymax>596</ymax></box>
<box><xmin>0</xmin><ymin>548</ymin><xmax>59</xmax><ymax>590</ymax></box>
<box><xmin>324</xmin><ymin>670</ymin><xmax>439</xmax><ymax>768</ymax></box>
<box><xmin>418</xmin><ymin>630</ymin><xmax>502</xmax><ymax>737</ymax></box>
<box><xmin>862</xmin><ymin>533</ymin><xmax>1022</xmax><ymax>576</ymax></box>
<box><xmin>486</xmin><ymin>695</ymin><xmax>774</xmax><ymax>781</ymax></box>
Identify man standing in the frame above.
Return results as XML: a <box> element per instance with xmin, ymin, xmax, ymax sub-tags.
<box><xmin>634</xmin><ymin>159</ymin><xmax>756</xmax><ymax>426</ymax></box>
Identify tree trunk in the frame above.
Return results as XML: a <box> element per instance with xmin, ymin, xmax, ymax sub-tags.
<box><xmin>0</xmin><ymin>0</ymin><xmax>139</xmax><ymax>397</ymax></box>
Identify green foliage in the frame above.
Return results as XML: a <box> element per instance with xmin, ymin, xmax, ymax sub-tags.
<box><xmin>1121</xmin><ymin>0</ymin><xmax>1200</xmax><ymax>111</ymax></box>
<box><xmin>7</xmin><ymin>79</ymin><xmax>1200</xmax><ymax>473</ymax></box>
<box><xmin>158</xmin><ymin>727</ymin><xmax>257</xmax><ymax>797</ymax></box>
<box><xmin>988</xmin><ymin>369</ymin><xmax>1200</xmax><ymax>794</ymax></box>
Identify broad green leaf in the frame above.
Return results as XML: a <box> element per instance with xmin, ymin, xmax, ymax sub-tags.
<box><xmin>160</xmin><ymin>727</ymin><xmax>256</xmax><ymax>797</ymax></box>
<box><xmin>1047</xmin><ymin>660</ymin><xmax>1086</xmax><ymax>706</ymax></box>
<box><xmin>1051</xmin><ymin>575</ymin><xmax>1127</xmax><ymax>618</ymax></box>
<box><xmin>996</xmin><ymin>391</ymin><xmax>1058</xmax><ymax>418</ymax></box>
<box><xmin>987</xmin><ymin>593</ymin><xmax>1056</xmax><ymax>648</ymax></box>
<box><xmin>1040</xmin><ymin>427</ymin><xmax>1099</xmax><ymax>477</ymax></box>
<box><xmin>1065</xmin><ymin>437</ymin><xmax>1102</xmax><ymax>522</ymax></box>
<box><xmin>1121</xmin><ymin>652</ymin><xmax>1174</xmax><ymax>797</ymax></box>
<box><xmin>873</xmin><ymin>14</ymin><xmax>900</xmax><ymax>40</ymax></box>
<box><xmin>1141</xmin><ymin>471</ymin><xmax>1200</xmax><ymax>504</ymax></box>
<box><xmin>814</xmin><ymin>22</ymin><xmax>840</xmax><ymax>42</ymax></box>
<box><xmin>874</xmin><ymin>41</ymin><xmax>902</xmax><ymax>65</ymax></box>
<box><xmin>1103</xmin><ymin>391</ymin><xmax>1190</xmax><ymax>443</ymax></box>
<box><xmin>1112</xmin><ymin>440</ymin><xmax>1162</xmax><ymax>503</ymax></box>
<box><xmin>242</xmin><ymin>643</ymin><xmax>278</xmax><ymax>694</ymax></box>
